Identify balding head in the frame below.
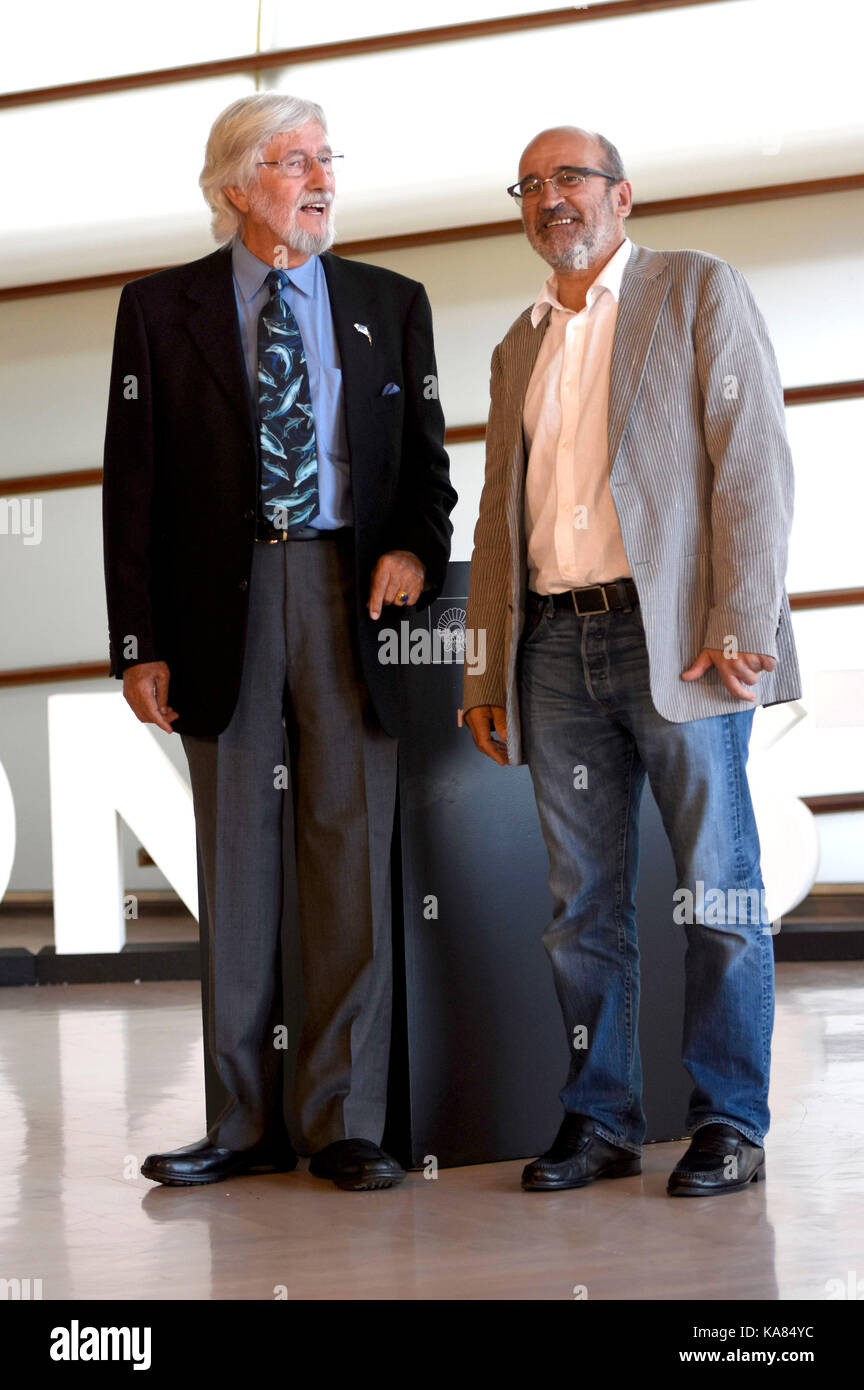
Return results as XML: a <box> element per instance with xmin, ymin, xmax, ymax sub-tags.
<box><xmin>518</xmin><ymin>127</ymin><xmax>626</xmax><ymax>184</ymax></box>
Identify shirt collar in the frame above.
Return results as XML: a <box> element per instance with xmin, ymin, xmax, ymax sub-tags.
<box><xmin>530</xmin><ymin>235</ymin><xmax>633</xmax><ymax>326</ymax></box>
<box><xmin>231</xmin><ymin>237</ymin><xmax>320</xmax><ymax>302</ymax></box>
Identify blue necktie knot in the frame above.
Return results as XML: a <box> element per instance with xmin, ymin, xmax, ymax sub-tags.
<box><xmin>266</xmin><ymin>267</ymin><xmax>290</xmax><ymax>297</ymax></box>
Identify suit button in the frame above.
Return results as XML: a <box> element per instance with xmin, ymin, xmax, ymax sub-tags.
<box><xmin>244</xmin><ymin>509</ymin><xmax>254</xmax><ymax>520</ymax></box>
<box><xmin>239</xmin><ymin>579</ymin><xmax>248</xmax><ymax>591</ymax></box>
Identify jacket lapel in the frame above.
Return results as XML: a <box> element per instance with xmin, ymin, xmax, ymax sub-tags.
<box><xmin>184</xmin><ymin>245</ymin><xmax>257</xmax><ymax>439</ymax></box>
<box><xmin>511</xmin><ymin>309</ymin><xmax>551</xmax><ymax>426</ymax></box>
<box><xmin>496</xmin><ymin>312</ymin><xmax>551</xmax><ymax>588</ymax></box>
<box><xmin>319</xmin><ymin>252</ymin><xmax>377</xmax><ymax>436</ymax></box>
<box><xmin>607</xmin><ymin>245</ymin><xmax>670</xmax><ymax>471</ymax></box>
<box><xmin>506</xmin><ymin>309</ymin><xmax>551</xmax><ymax>476</ymax></box>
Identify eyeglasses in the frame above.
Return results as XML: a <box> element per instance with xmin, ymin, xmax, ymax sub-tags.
<box><xmin>507</xmin><ymin>166</ymin><xmax>618</xmax><ymax>203</ymax></box>
<box><xmin>257</xmin><ymin>152</ymin><xmax>344</xmax><ymax>178</ymax></box>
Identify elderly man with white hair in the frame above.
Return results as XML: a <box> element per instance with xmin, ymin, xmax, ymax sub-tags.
<box><xmin>103</xmin><ymin>93</ymin><xmax>456</xmax><ymax>1191</ymax></box>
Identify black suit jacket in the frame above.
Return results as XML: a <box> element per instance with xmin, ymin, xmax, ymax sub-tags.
<box><xmin>102</xmin><ymin>244</ymin><xmax>456</xmax><ymax>738</ymax></box>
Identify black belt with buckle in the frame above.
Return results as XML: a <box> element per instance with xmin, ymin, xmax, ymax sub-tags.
<box><xmin>528</xmin><ymin>578</ymin><xmax>639</xmax><ymax>616</ymax></box>
<box><xmin>254</xmin><ymin>519</ymin><xmax>336</xmax><ymax>543</ymax></box>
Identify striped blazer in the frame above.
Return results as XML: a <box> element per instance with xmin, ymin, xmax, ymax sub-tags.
<box><xmin>462</xmin><ymin>241</ymin><xmax>802</xmax><ymax>767</ymax></box>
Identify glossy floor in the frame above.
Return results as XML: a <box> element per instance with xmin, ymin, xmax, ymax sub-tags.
<box><xmin>0</xmin><ymin>962</ymin><xmax>862</xmax><ymax>1301</ymax></box>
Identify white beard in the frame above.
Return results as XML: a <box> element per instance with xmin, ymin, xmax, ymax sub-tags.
<box><xmin>246</xmin><ymin>184</ymin><xmax>336</xmax><ymax>256</ymax></box>
<box><xmin>284</xmin><ymin>208</ymin><xmax>336</xmax><ymax>256</ymax></box>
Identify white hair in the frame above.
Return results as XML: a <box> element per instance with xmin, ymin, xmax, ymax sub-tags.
<box><xmin>200</xmin><ymin>92</ymin><xmax>328</xmax><ymax>243</ymax></box>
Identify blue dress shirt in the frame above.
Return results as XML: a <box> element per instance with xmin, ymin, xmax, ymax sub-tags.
<box><xmin>231</xmin><ymin>238</ymin><xmax>352</xmax><ymax>529</ymax></box>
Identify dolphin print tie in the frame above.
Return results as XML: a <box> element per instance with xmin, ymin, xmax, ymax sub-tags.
<box><xmin>256</xmin><ymin>267</ymin><xmax>319</xmax><ymax>531</ymax></box>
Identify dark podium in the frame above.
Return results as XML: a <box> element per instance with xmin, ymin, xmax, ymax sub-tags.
<box><xmin>200</xmin><ymin>562</ymin><xmax>692</xmax><ymax>1168</ymax></box>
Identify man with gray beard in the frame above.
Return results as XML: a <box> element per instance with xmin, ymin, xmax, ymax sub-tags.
<box><xmin>463</xmin><ymin>126</ymin><xmax>799</xmax><ymax>1198</ymax></box>
<box><xmin>103</xmin><ymin>93</ymin><xmax>455</xmax><ymax>1191</ymax></box>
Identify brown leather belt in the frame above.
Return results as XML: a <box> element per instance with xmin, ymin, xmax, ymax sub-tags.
<box><xmin>528</xmin><ymin>578</ymin><xmax>639</xmax><ymax>616</ymax></box>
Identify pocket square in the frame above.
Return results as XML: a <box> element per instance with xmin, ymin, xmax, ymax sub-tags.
<box><xmin>380</xmin><ymin>382</ymin><xmax>401</xmax><ymax>396</ymax></box>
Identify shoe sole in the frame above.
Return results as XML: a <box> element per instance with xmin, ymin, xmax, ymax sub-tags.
<box><xmin>311</xmin><ymin>1169</ymin><xmax>406</xmax><ymax>1191</ymax></box>
<box><xmin>522</xmin><ymin>1158</ymin><xmax>642</xmax><ymax>1192</ymax></box>
<box><xmin>667</xmin><ymin>1161</ymin><xmax>766</xmax><ymax>1197</ymax></box>
<box><xmin>140</xmin><ymin>1158</ymin><xmax>298</xmax><ymax>1186</ymax></box>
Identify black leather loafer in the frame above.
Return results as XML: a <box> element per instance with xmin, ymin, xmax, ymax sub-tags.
<box><xmin>309</xmin><ymin>1139</ymin><xmax>405</xmax><ymax>1191</ymax></box>
<box><xmin>521</xmin><ymin>1113</ymin><xmax>642</xmax><ymax>1191</ymax></box>
<box><xmin>667</xmin><ymin>1122</ymin><xmax>765</xmax><ymax>1196</ymax></box>
<box><xmin>141</xmin><ymin>1136</ymin><xmax>298</xmax><ymax>1186</ymax></box>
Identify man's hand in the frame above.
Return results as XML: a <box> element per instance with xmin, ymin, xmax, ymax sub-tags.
<box><xmin>367</xmin><ymin>550</ymin><xmax>426</xmax><ymax>620</ymax></box>
<box><xmin>681</xmin><ymin>647</ymin><xmax>777</xmax><ymax>702</ymax></box>
<box><xmin>464</xmin><ymin>705</ymin><xmax>509</xmax><ymax>765</ymax></box>
<box><xmin>122</xmin><ymin>660</ymin><xmax>179</xmax><ymax>733</ymax></box>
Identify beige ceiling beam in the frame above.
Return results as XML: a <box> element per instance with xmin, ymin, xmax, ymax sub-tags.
<box><xmin>2</xmin><ymin>174</ymin><xmax>862</xmax><ymax>305</ymax></box>
<box><xmin>1</xmin><ymin>2</ymin><xmax>730</xmax><ymax>109</ymax></box>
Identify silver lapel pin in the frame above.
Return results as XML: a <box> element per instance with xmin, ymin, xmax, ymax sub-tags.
<box><xmin>353</xmin><ymin>322</ymin><xmax>372</xmax><ymax>346</ymax></box>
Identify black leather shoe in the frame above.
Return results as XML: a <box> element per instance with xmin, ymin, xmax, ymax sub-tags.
<box><xmin>141</xmin><ymin>1136</ymin><xmax>298</xmax><ymax>1186</ymax></box>
<box><xmin>521</xmin><ymin>1113</ymin><xmax>642</xmax><ymax>1191</ymax></box>
<box><xmin>667</xmin><ymin>1122</ymin><xmax>765</xmax><ymax>1196</ymax></box>
<box><xmin>309</xmin><ymin>1139</ymin><xmax>405</xmax><ymax>1191</ymax></box>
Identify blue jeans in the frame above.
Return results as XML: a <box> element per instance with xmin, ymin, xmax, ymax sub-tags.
<box><xmin>519</xmin><ymin>596</ymin><xmax>774</xmax><ymax>1153</ymax></box>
